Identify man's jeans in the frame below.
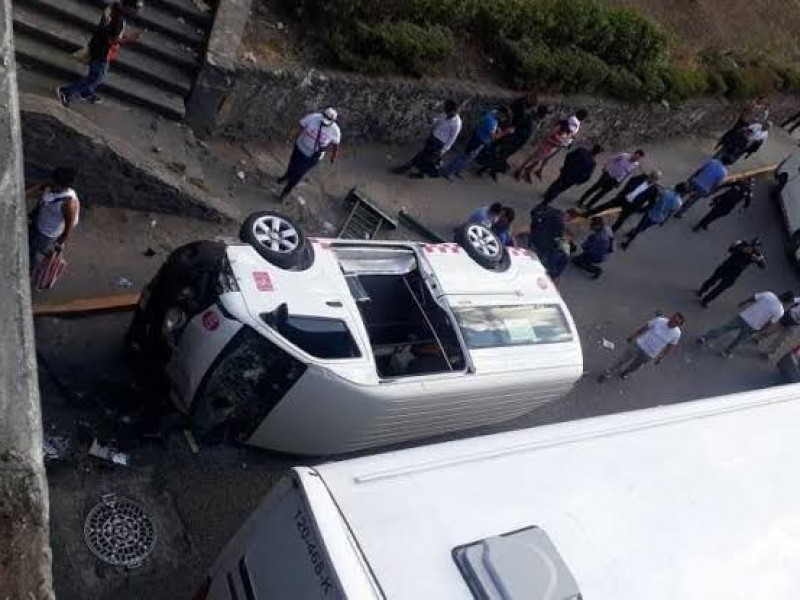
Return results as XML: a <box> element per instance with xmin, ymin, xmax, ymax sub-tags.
<box><xmin>703</xmin><ymin>315</ymin><xmax>756</xmax><ymax>354</ymax></box>
<box><xmin>62</xmin><ymin>60</ymin><xmax>109</xmax><ymax>99</ymax></box>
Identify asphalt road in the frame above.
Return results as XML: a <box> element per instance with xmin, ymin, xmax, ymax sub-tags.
<box><xmin>36</xmin><ymin>127</ymin><xmax>800</xmax><ymax>598</ymax></box>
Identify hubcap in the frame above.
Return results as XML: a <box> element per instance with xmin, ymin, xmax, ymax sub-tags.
<box><xmin>252</xmin><ymin>215</ymin><xmax>299</xmax><ymax>254</ymax></box>
<box><xmin>466</xmin><ymin>224</ymin><xmax>501</xmax><ymax>258</ymax></box>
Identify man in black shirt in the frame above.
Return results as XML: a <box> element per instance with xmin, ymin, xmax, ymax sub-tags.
<box><xmin>57</xmin><ymin>0</ymin><xmax>143</xmax><ymax>106</ymax></box>
<box><xmin>586</xmin><ymin>171</ymin><xmax>661</xmax><ymax>232</ymax></box>
<box><xmin>692</xmin><ymin>179</ymin><xmax>753</xmax><ymax>232</ymax></box>
<box><xmin>697</xmin><ymin>238</ymin><xmax>766</xmax><ymax>307</ymax></box>
<box><xmin>536</xmin><ymin>144</ymin><xmax>603</xmax><ymax>207</ymax></box>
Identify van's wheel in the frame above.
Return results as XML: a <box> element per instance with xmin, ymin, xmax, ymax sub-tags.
<box><xmin>240</xmin><ymin>211</ymin><xmax>307</xmax><ymax>270</ymax></box>
<box><xmin>455</xmin><ymin>223</ymin><xmax>507</xmax><ymax>269</ymax></box>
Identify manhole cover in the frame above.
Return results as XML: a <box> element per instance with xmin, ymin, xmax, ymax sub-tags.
<box><xmin>84</xmin><ymin>495</ymin><xmax>157</xmax><ymax>567</ymax></box>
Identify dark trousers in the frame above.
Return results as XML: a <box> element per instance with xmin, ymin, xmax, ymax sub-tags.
<box><xmin>698</xmin><ymin>266</ymin><xmax>739</xmax><ymax>304</ymax></box>
<box><xmin>579</xmin><ymin>172</ymin><xmax>618</xmax><ymax>208</ymax></box>
<box><xmin>396</xmin><ymin>136</ymin><xmax>444</xmax><ymax>177</ymax></box>
<box><xmin>571</xmin><ymin>253</ymin><xmax>603</xmax><ymax>278</ymax></box>
<box><xmin>622</xmin><ymin>214</ymin><xmax>657</xmax><ymax>247</ymax></box>
<box><xmin>540</xmin><ymin>175</ymin><xmax>578</xmax><ymax>205</ymax></box>
<box><xmin>62</xmin><ymin>59</ymin><xmax>109</xmax><ymax>99</ymax></box>
<box><xmin>783</xmin><ymin>111</ymin><xmax>800</xmax><ymax>133</ymax></box>
<box><xmin>278</xmin><ymin>146</ymin><xmax>320</xmax><ymax>198</ymax></box>
<box><xmin>694</xmin><ymin>206</ymin><xmax>732</xmax><ymax>231</ymax></box>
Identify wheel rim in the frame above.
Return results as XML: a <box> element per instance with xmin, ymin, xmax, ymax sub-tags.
<box><xmin>466</xmin><ymin>224</ymin><xmax>501</xmax><ymax>258</ymax></box>
<box><xmin>252</xmin><ymin>215</ymin><xmax>300</xmax><ymax>253</ymax></box>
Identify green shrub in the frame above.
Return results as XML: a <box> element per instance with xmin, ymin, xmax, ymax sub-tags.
<box><xmin>664</xmin><ymin>66</ymin><xmax>709</xmax><ymax>100</ymax></box>
<box><xmin>604</xmin><ymin>67</ymin><xmax>644</xmax><ymax>100</ymax></box>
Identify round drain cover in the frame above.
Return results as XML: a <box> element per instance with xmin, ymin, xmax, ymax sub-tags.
<box><xmin>84</xmin><ymin>495</ymin><xmax>157</xmax><ymax>567</ymax></box>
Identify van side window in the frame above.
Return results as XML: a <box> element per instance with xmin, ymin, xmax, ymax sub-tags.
<box><xmin>452</xmin><ymin>526</ymin><xmax>582</xmax><ymax>599</ymax></box>
<box><xmin>270</xmin><ymin>315</ymin><xmax>362</xmax><ymax>359</ymax></box>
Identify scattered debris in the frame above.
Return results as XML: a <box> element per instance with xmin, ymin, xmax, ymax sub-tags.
<box><xmin>150</xmin><ymin>219</ymin><xmax>158</xmax><ymax>228</ymax></box>
<box><xmin>276</xmin><ymin>21</ymin><xmax>285</xmax><ymax>30</ymax></box>
<box><xmin>322</xmin><ymin>221</ymin><xmax>337</xmax><ymax>234</ymax></box>
<box><xmin>143</xmin><ymin>248</ymin><xmax>156</xmax><ymax>258</ymax></box>
<box><xmin>151</xmin><ymin>146</ymin><xmax>161</xmax><ymax>154</ymax></box>
<box><xmin>198</xmin><ymin>140</ymin><xmax>210</xmax><ymax>150</ymax></box>
<box><xmin>601</xmin><ymin>338</ymin><xmax>616</xmax><ymax>350</ymax></box>
<box><xmin>192</xmin><ymin>0</ymin><xmax>212</xmax><ymax>12</ymax></box>
<box><xmin>242</xmin><ymin>51</ymin><xmax>257</xmax><ymax>64</ymax></box>
<box><xmin>188</xmin><ymin>176</ymin><xmax>210</xmax><ymax>192</ymax></box>
<box><xmin>88</xmin><ymin>439</ymin><xmax>130</xmax><ymax>466</ymax></box>
<box><xmin>43</xmin><ymin>435</ymin><xmax>70</xmax><ymax>461</ymax></box>
<box><xmin>167</xmin><ymin>161</ymin><xmax>188</xmax><ymax>176</ymax></box>
<box><xmin>183</xmin><ymin>429</ymin><xmax>200</xmax><ymax>454</ymax></box>
<box><xmin>296</xmin><ymin>196</ymin><xmax>306</xmax><ymax>206</ymax></box>
<box><xmin>236</xmin><ymin>170</ymin><xmax>247</xmax><ymax>182</ymax></box>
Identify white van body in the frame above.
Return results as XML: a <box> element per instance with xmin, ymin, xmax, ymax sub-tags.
<box><xmin>203</xmin><ymin>384</ymin><xmax>800</xmax><ymax>599</ymax></box>
<box><xmin>162</xmin><ymin>237</ymin><xmax>583</xmax><ymax>455</ymax></box>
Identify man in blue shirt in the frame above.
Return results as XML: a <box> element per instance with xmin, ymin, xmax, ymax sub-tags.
<box><xmin>492</xmin><ymin>206</ymin><xmax>516</xmax><ymax>247</ymax></box>
<box><xmin>466</xmin><ymin>202</ymin><xmax>503</xmax><ymax>228</ymax></box>
<box><xmin>621</xmin><ymin>183</ymin><xmax>687</xmax><ymax>250</ymax></box>
<box><xmin>441</xmin><ymin>108</ymin><xmax>512</xmax><ymax>180</ymax></box>
<box><xmin>571</xmin><ymin>216</ymin><xmax>613</xmax><ymax>279</ymax></box>
<box><xmin>674</xmin><ymin>156</ymin><xmax>732</xmax><ymax>218</ymax></box>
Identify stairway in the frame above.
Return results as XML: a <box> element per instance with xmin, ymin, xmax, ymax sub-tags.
<box><xmin>12</xmin><ymin>0</ymin><xmax>216</xmax><ymax>120</ymax></box>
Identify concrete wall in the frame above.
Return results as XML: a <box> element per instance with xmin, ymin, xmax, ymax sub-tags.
<box><xmin>191</xmin><ymin>64</ymin><xmax>800</xmax><ymax>148</ymax></box>
<box><xmin>21</xmin><ymin>94</ymin><xmax>239</xmax><ymax>223</ymax></box>
<box><xmin>0</xmin><ymin>1</ymin><xmax>54</xmax><ymax>598</ymax></box>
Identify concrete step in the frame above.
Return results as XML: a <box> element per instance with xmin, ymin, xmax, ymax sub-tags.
<box><xmin>13</xmin><ymin>4</ymin><xmax>193</xmax><ymax>96</ymax></box>
<box><xmin>82</xmin><ymin>0</ymin><xmax>207</xmax><ymax>46</ymax></box>
<box><xmin>142</xmin><ymin>0</ymin><xmax>215</xmax><ymax>27</ymax></box>
<box><xmin>14</xmin><ymin>33</ymin><xmax>185</xmax><ymax>120</ymax></box>
<box><xmin>13</xmin><ymin>0</ymin><xmax>202</xmax><ymax>70</ymax></box>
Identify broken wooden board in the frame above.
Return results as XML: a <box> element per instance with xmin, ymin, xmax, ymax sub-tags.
<box><xmin>33</xmin><ymin>293</ymin><xmax>140</xmax><ymax>317</ymax></box>
<box><xmin>723</xmin><ymin>164</ymin><xmax>777</xmax><ymax>184</ymax></box>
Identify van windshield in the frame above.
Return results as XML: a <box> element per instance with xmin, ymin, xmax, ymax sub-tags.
<box><xmin>453</xmin><ymin>304</ymin><xmax>573</xmax><ymax>349</ymax></box>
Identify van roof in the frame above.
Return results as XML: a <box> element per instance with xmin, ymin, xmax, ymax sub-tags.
<box><xmin>304</xmin><ymin>384</ymin><xmax>800</xmax><ymax>599</ymax></box>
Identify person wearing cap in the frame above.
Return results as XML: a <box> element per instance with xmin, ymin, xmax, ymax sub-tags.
<box><xmin>695</xmin><ymin>238</ymin><xmax>766</xmax><ymax>307</ymax></box>
<box><xmin>57</xmin><ymin>0</ymin><xmax>144</xmax><ymax>106</ymax></box>
<box><xmin>585</xmin><ymin>170</ymin><xmax>661</xmax><ymax>232</ymax></box>
<box><xmin>394</xmin><ymin>99</ymin><xmax>462</xmax><ymax>178</ymax></box>
<box><xmin>277</xmin><ymin>107</ymin><xmax>341</xmax><ymax>200</ymax></box>
<box><xmin>692</xmin><ymin>179</ymin><xmax>754</xmax><ymax>232</ymax></box>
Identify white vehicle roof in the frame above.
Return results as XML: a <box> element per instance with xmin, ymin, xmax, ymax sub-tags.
<box><xmin>302</xmin><ymin>383</ymin><xmax>800</xmax><ymax>599</ymax></box>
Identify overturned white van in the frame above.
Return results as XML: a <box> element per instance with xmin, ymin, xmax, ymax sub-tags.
<box><xmin>128</xmin><ymin>212</ymin><xmax>583</xmax><ymax>455</ymax></box>
<box><xmin>197</xmin><ymin>384</ymin><xmax>800</xmax><ymax>599</ymax></box>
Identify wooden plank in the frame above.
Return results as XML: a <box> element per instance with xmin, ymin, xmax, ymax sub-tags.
<box><xmin>723</xmin><ymin>164</ymin><xmax>777</xmax><ymax>184</ymax></box>
<box><xmin>33</xmin><ymin>293</ymin><xmax>140</xmax><ymax>317</ymax></box>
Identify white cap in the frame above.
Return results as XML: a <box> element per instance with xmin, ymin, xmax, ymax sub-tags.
<box><xmin>322</xmin><ymin>107</ymin><xmax>338</xmax><ymax>124</ymax></box>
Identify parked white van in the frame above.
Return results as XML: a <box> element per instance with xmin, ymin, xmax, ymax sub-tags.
<box><xmin>128</xmin><ymin>211</ymin><xmax>583</xmax><ymax>455</ymax></box>
<box><xmin>196</xmin><ymin>384</ymin><xmax>800</xmax><ymax>600</ymax></box>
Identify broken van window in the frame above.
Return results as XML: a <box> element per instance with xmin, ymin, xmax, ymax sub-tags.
<box><xmin>453</xmin><ymin>304</ymin><xmax>573</xmax><ymax>348</ymax></box>
<box><xmin>265</xmin><ymin>314</ymin><xmax>361</xmax><ymax>360</ymax></box>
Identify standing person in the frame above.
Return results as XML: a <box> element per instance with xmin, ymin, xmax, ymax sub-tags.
<box><xmin>696</xmin><ymin>238</ymin><xmax>766</xmax><ymax>307</ymax></box>
<box><xmin>465</xmin><ymin>202</ymin><xmax>503</xmax><ymax>228</ymax></box>
<box><xmin>598</xmin><ymin>313</ymin><xmax>684</xmax><ymax>382</ymax></box>
<box><xmin>536</xmin><ymin>144</ymin><xmax>603</xmax><ymax>207</ymax></box>
<box><xmin>276</xmin><ymin>107</ymin><xmax>341</xmax><ymax>200</ymax></box>
<box><xmin>698</xmin><ymin>291</ymin><xmax>793</xmax><ymax>358</ymax></box>
<box><xmin>713</xmin><ymin>125</ymin><xmax>749</xmax><ymax>164</ymax></box>
<box><xmin>56</xmin><ymin>0</ymin><xmax>144</xmax><ymax>106</ymax></box>
<box><xmin>528</xmin><ymin>204</ymin><xmax>573</xmax><ymax>281</ymax></box>
<box><xmin>620</xmin><ymin>183</ymin><xmax>685</xmax><ymax>250</ymax></box>
<box><xmin>477</xmin><ymin>100</ymin><xmax>550</xmax><ymax>181</ymax></box>
<box><xmin>577</xmin><ymin>149</ymin><xmax>645</xmax><ymax>210</ymax></box>
<box><xmin>674</xmin><ymin>155</ymin><xmax>732</xmax><ymax>218</ymax></box>
<box><xmin>751</xmin><ymin>296</ymin><xmax>800</xmax><ymax>359</ymax></box>
<box><xmin>585</xmin><ymin>171</ymin><xmax>661</xmax><ymax>232</ymax></box>
<box><xmin>27</xmin><ymin>167</ymin><xmax>80</xmax><ymax>274</ymax></box>
<box><xmin>514</xmin><ymin>109</ymin><xmax>587</xmax><ymax>182</ymax></box>
<box><xmin>692</xmin><ymin>179</ymin><xmax>753</xmax><ymax>232</ymax></box>
<box><xmin>394</xmin><ymin>99</ymin><xmax>462</xmax><ymax>178</ymax></box>
<box><xmin>571</xmin><ymin>216</ymin><xmax>613</xmax><ymax>279</ymax></box>
<box><xmin>440</xmin><ymin>107</ymin><xmax>513</xmax><ymax>180</ymax></box>
<box><xmin>492</xmin><ymin>207</ymin><xmax>517</xmax><ymax>247</ymax></box>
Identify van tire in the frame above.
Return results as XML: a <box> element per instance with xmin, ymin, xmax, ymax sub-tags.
<box><xmin>455</xmin><ymin>223</ymin><xmax>508</xmax><ymax>270</ymax></box>
<box><xmin>240</xmin><ymin>211</ymin><xmax>308</xmax><ymax>270</ymax></box>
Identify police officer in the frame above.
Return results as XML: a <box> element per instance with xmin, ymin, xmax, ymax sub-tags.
<box><xmin>696</xmin><ymin>238</ymin><xmax>766</xmax><ymax>307</ymax></box>
<box><xmin>692</xmin><ymin>179</ymin><xmax>754</xmax><ymax>232</ymax></box>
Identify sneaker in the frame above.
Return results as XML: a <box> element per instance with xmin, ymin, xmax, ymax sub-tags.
<box><xmin>55</xmin><ymin>87</ymin><xmax>70</xmax><ymax>107</ymax></box>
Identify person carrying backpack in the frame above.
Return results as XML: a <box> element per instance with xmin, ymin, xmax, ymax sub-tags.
<box><xmin>27</xmin><ymin>167</ymin><xmax>80</xmax><ymax>274</ymax></box>
<box><xmin>57</xmin><ymin>0</ymin><xmax>144</xmax><ymax>106</ymax></box>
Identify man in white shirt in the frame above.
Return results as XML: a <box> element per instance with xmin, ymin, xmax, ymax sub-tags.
<box><xmin>751</xmin><ymin>296</ymin><xmax>800</xmax><ymax>358</ymax></box>
<box><xmin>698</xmin><ymin>291</ymin><xmax>795</xmax><ymax>358</ymax></box>
<box><xmin>27</xmin><ymin>166</ymin><xmax>80</xmax><ymax>273</ymax></box>
<box><xmin>394</xmin><ymin>99</ymin><xmax>462</xmax><ymax>178</ymax></box>
<box><xmin>599</xmin><ymin>312</ymin><xmax>684</xmax><ymax>382</ymax></box>
<box><xmin>277</xmin><ymin>107</ymin><xmax>341</xmax><ymax>200</ymax></box>
<box><xmin>744</xmin><ymin>121</ymin><xmax>770</xmax><ymax>159</ymax></box>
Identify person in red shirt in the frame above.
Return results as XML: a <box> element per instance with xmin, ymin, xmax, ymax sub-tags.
<box><xmin>57</xmin><ymin>0</ymin><xmax>143</xmax><ymax>106</ymax></box>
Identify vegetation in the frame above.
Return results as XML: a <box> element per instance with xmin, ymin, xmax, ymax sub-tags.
<box><xmin>280</xmin><ymin>0</ymin><xmax>800</xmax><ymax>101</ymax></box>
